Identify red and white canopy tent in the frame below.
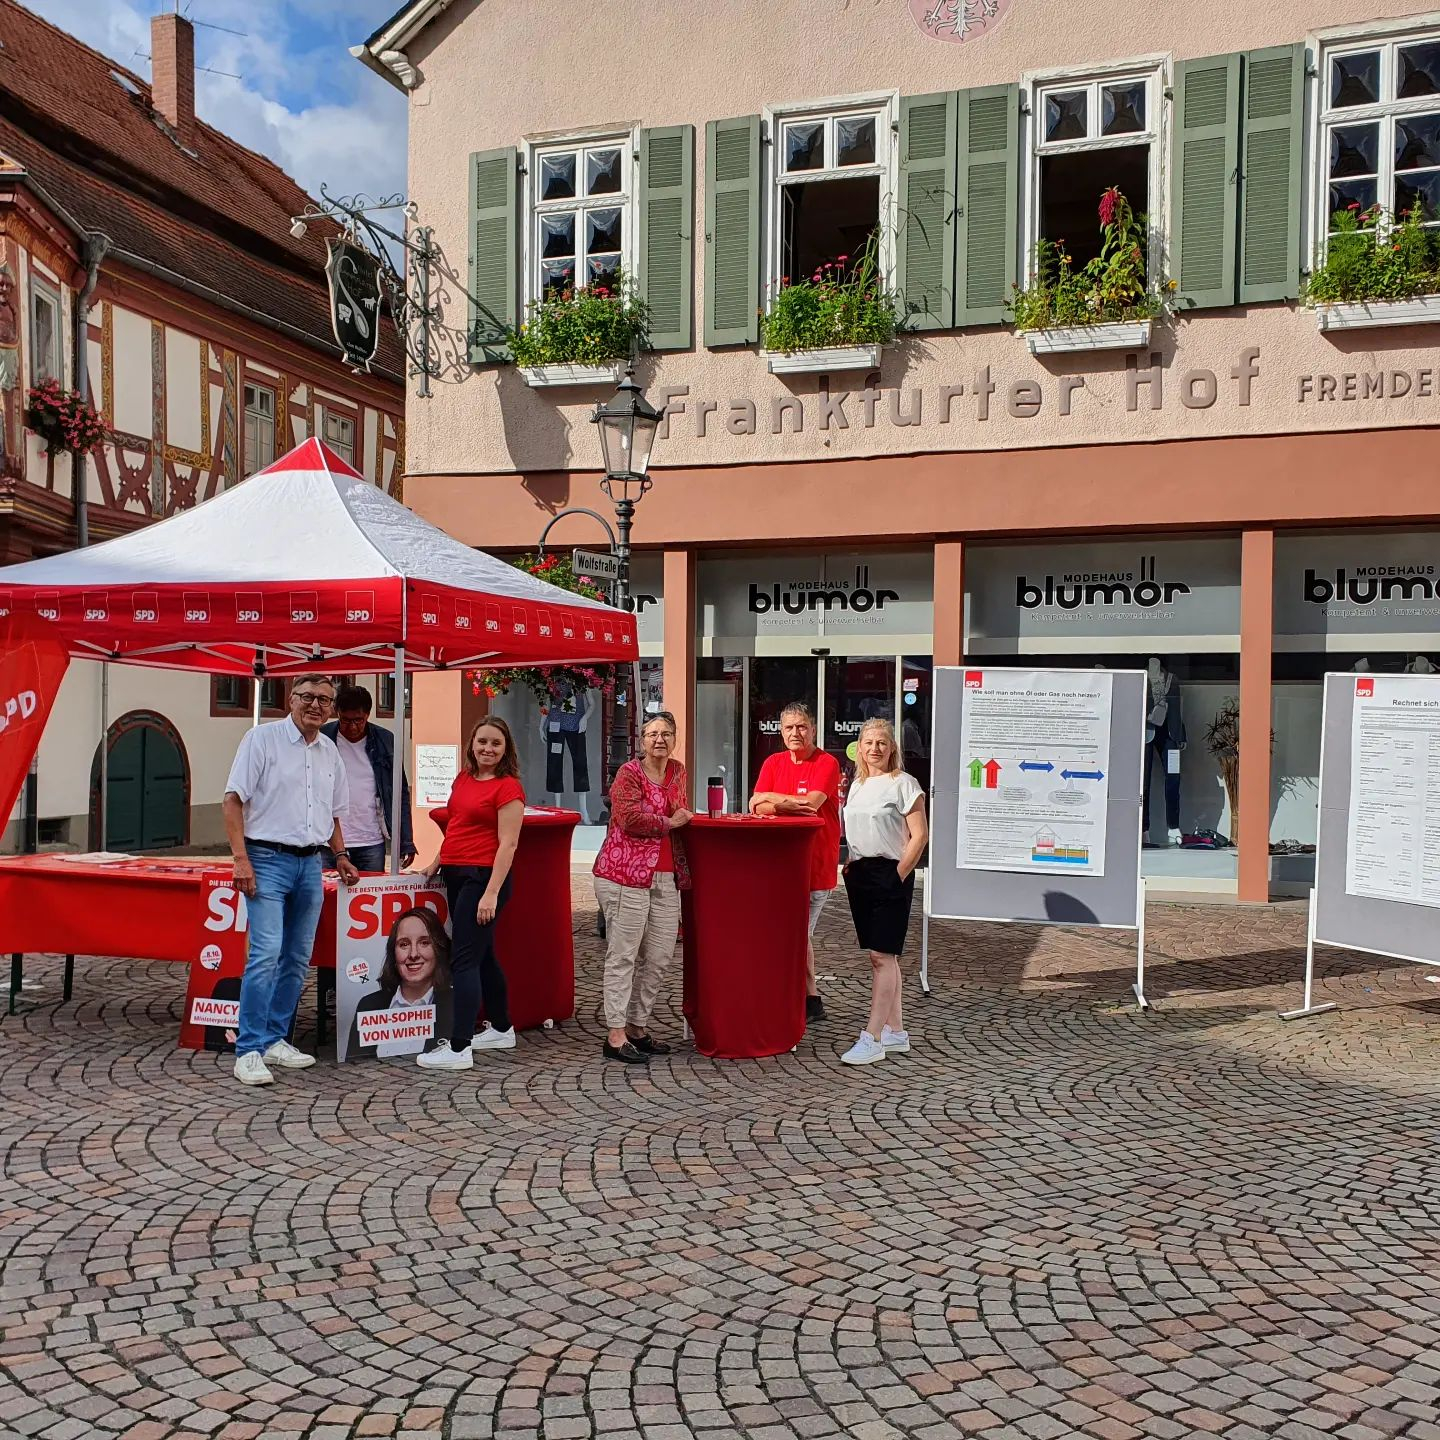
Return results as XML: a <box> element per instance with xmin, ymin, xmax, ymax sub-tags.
<box><xmin>0</xmin><ymin>438</ymin><xmax>636</xmax><ymax>870</ymax></box>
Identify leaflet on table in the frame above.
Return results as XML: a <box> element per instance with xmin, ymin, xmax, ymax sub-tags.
<box><xmin>1345</xmin><ymin>675</ymin><xmax>1440</xmax><ymax>907</ymax></box>
<box><xmin>336</xmin><ymin>874</ymin><xmax>452</xmax><ymax>1061</ymax></box>
<box><xmin>957</xmin><ymin>669</ymin><xmax>1112</xmax><ymax>877</ymax></box>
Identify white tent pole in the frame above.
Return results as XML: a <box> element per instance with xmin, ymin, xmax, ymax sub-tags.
<box><xmin>390</xmin><ymin>643</ymin><xmax>406</xmax><ymax>876</ymax></box>
<box><xmin>98</xmin><ymin>662</ymin><xmax>109</xmax><ymax>850</ymax></box>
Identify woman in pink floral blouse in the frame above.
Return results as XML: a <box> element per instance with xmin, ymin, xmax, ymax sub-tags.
<box><xmin>592</xmin><ymin>710</ymin><xmax>692</xmax><ymax>1064</ymax></box>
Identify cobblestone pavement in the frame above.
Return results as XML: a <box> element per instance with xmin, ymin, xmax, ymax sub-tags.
<box><xmin>2</xmin><ymin>883</ymin><xmax>1438</xmax><ymax>1440</ymax></box>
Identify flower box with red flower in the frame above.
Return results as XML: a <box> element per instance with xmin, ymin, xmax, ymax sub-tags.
<box><xmin>763</xmin><ymin>343</ymin><xmax>885</xmax><ymax>376</ymax></box>
<box><xmin>1024</xmin><ymin>320</ymin><xmax>1152</xmax><ymax>354</ymax></box>
<box><xmin>1314</xmin><ymin>293</ymin><xmax>1440</xmax><ymax>332</ymax></box>
<box><xmin>519</xmin><ymin>361</ymin><xmax>625</xmax><ymax>389</ymax></box>
<box><xmin>25</xmin><ymin>379</ymin><xmax>109</xmax><ymax>456</ymax></box>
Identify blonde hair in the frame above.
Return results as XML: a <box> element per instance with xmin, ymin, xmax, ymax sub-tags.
<box><xmin>851</xmin><ymin>718</ymin><xmax>902</xmax><ymax>783</ymax></box>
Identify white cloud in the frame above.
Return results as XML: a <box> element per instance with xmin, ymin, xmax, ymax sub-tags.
<box><xmin>24</xmin><ymin>0</ymin><xmax>408</xmax><ymax>205</ymax></box>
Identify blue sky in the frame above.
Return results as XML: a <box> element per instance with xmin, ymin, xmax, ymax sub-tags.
<box><xmin>27</xmin><ymin>0</ymin><xmax>407</xmax><ymax>205</ymax></box>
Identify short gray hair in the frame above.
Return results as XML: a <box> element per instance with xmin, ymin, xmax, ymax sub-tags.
<box><xmin>779</xmin><ymin>701</ymin><xmax>815</xmax><ymax>725</ymax></box>
<box><xmin>291</xmin><ymin>673</ymin><xmax>336</xmax><ymax>694</ymax></box>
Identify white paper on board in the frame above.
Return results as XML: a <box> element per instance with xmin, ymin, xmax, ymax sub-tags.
<box><xmin>957</xmin><ymin>669</ymin><xmax>1112</xmax><ymax>877</ymax></box>
<box><xmin>415</xmin><ymin>744</ymin><xmax>458</xmax><ymax>808</ymax></box>
<box><xmin>1345</xmin><ymin>674</ymin><xmax>1440</xmax><ymax>907</ymax></box>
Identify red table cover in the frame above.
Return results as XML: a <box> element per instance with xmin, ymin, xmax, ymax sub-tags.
<box><xmin>0</xmin><ymin>854</ymin><xmax>339</xmax><ymax>964</ymax></box>
<box><xmin>681</xmin><ymin>814</ymin><xmax>823</xmax><ymax>1059</ymax></box>
<box><xmin>483</xmin><ymin>807</ymin><xmax>580</xmax><ymax>1031</ymax></box>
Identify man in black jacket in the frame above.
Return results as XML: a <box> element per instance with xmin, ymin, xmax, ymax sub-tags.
<box><xmin>321</xmin><ymin>684</ymin><xmax>416</xmax><ymax>873</ymax></box>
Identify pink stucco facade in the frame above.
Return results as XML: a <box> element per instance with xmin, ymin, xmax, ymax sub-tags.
<box><xmin>394</xmin><ymin>0</ymin><xmax>1440</xmax><ymax>901</ymax></box>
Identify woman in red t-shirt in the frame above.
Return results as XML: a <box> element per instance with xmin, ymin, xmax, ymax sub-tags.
<box><xmin>417</xmin><ymin>716</ymin><xmax>525</xmax><ymax>1071</ymax></box>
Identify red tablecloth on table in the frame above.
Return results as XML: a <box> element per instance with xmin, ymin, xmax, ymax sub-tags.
<box><xmin>0</xmin><ymin>854</ymin><xmax>338</xmax><ymax>965</ymax></box>
<box><xmin>463</xmin><ymin>806</ymin><xmax>579</xmax><ymax>1031</ymax></box>
<box><xmin>681</xmin><ymin>814</ymin><xmax>823</xmax><ymax>1059</ymax></box>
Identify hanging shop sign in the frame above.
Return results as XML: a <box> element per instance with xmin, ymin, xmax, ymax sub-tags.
<box><xmin>967</xmin><ymin>538</ymin><xmax>1241</xmax><ymax>653</ymax></box>
<box><xmin>1274</xmin><ymin>531</ymin><xmax>1440</xmax><ymax>647</ymax></box>
<box><xmin>325</xmin><ymin>238</ymin><xmax>384</xmax><ymax>371</ymax></box>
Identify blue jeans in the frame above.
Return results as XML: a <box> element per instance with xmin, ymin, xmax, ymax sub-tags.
<box><xmin>236</xmin><ymin>845</ymin><xmax>325</xmax><ymax>1058</ymax></box>
<box><xmin>323</xmin><ymin>842</ymin><xmax>386</xmax><ymax>873</ymax></box>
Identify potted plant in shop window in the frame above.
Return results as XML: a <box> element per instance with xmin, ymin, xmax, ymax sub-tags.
<box><xmin>469</xmin><ymin>552</ymin><xmax>620</xmax><ymax>707</ymax></box>
<box><xmin>506</xmin><ymin>272</ymin><xmax>650</xmax><ymax>388</ymax></box>
<box><xmin>1305</xmin><ymin>202</ymin><xmax>1440</xmax><ymax>332</ymax></box>
<box><xmin>1010</xmin><ymin>186</ymin><xmax>1169</xmax><ymax>354</ymax></box>
<box><xmin>760</xmin><ymin>237</ymin><xmax>901</xmax><ymax>375</ymax></box>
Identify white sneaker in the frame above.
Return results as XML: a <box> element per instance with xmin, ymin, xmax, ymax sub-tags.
<box><xmin>880</xmin><ymin>1026</ymin><xmax>911</xmax><ymax>1054</ymax></box>
<box><xmin>416</xmin><ymin>1041</ymin><xmax>473</xmax><ymax>1070</ymax></box>
<box><xmin>263</xmin><ymin>1040</ymin><xmax>316</xmax><ymax>1069</ymax></box>
<box><xmin>234</xmin><ymin>1052</ymin><xmax>274</xmax><ymax>1086</ymax></box>
<box><xmin>840</xmin><ymin>1032</ymin><xmax>886</xmax><ymax>1066</ymax></box>
<box><xmin>471</xmin><ymin>1025</ymin><xmax>516</xmax><ymax>1051</ymax></box>
<box><xmin>1168</xmin><ymin>828</ymin><xmax>1183</xmax><ymax>846</ymax></box>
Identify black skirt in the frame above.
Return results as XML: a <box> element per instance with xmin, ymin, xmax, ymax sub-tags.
<box><xmin>843</xmin><ymin>856</ymin><xmax>916</xmax><ymax>956</ymax></box>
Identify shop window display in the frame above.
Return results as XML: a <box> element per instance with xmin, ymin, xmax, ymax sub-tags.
<box><xmin>1269</xmin><ymin>649</ymin><xmax>1440</xmax><ymax>893</ymax></box>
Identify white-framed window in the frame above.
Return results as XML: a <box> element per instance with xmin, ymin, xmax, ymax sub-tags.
<box><xmin>766</xmin><ymin>95</ymin><xmax>898</xmax><ymax>296</ymax></box>
<box><xmin>1314</xmin><ymin>27</ymin><xmax>1440</xmax><ymax>244</ymax></box>
<box><xmin>1026</xmin><ymin>60</ymin><xmax>1166</xmax><ymax>274</ymax></box>
<box><xmin>322</xmin><ymin>410</ymin><xmax>355</xmax><ymax>465</ymax></box>
<box><xmin>29</xmin><ymin>279</ymin><xmax>61</xmax><ymax>385</ymax></box>
<box><xmin>527</xmin><ymin>132</ymin><xmax>635</xmax><ymax>303</ymax></box>
<box><xmin>243</xmin><ymin>382</ymin><xmax>275</xmax><ymax>476</ymax></box>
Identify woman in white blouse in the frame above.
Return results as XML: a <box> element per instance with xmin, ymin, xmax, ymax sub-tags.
<box><xmin>839</xmin><ymin>719</ymin><xmax>929</xmax><ymax>1066</ymax></box>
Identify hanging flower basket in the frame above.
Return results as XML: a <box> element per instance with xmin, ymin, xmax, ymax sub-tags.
<box><xmin>26</xmin><ymin>379</ymin><xmax>108</xmax><ymax>456</ymax></box>
<box><xmin>468</xmin><ymin>552</ymin><xmax>620</xmax><ymax>708</ymax></box>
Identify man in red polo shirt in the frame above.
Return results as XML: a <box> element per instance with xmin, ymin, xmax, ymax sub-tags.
<box><xmin>750</xmin><ymin>701</ymin><xmax>841</xmax><ymax>1022</ymax></box>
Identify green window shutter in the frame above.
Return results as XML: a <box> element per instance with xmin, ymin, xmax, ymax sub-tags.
<box><xmin>704</xmin><ymin>115</ymin><xmax>760</xmax><ymax>347</ymax></box>
<box><xmin>1240</xmin><ymin>43</ymin><xmax>1304</xmax><ymax>303</ymax></box>
<box><xmin>955</xmin><ymin>84</ymin><xmax>1017</xmax><ymax>327</ymax></box>
<box><xmin>467</xmin><ymin>146</ymin><xmax>518</xmax><ymax>364</ymax></box>
<box><xmin>896</xmin><ymin>92</ymin><xmax>958</xmax><ymax>331</ymax></box>
<box><xmin>1172</xmin><ymin>54</ymin><xmax>1241</xmax><ymax>310</ymax></box>
<box><xmin>639</xmin><ymin>125</ymin><xmax>695</xmax><ymax>351</ymax></box>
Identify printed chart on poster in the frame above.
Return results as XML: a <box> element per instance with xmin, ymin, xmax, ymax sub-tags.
<box><xmin>336</xmin><ymin>875</ymin><xmax>451</xmax><ymax>1061</ymax></box>
<box><xmin>1345</xmin><ymin>675</ymin><xmax>1440</xmax><ymax>908</ymax></box>
<box><xmin>956</xmin><ymin>669</ymin><xmax>1112</xmax><ymax>877</ymax></box>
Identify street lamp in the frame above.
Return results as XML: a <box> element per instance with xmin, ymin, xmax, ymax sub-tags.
<box><xmin>590</xmin><ymin>356</ymin><xmax>663</xmax><ymax>787</ymax></box>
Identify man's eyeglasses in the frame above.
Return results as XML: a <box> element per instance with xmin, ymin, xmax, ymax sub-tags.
<box><xmin>292</xmin><ymin>692</ymin><xmax>335</xmax><ymax>709</ymax></box>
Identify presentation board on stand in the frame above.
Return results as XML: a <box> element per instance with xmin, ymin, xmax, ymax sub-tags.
<box><xmin>923</xmin><ymin>667</ymin><xmax>1152</xmax><ymax>1004</ymax></box>
<box><xmin>1282</xmin><ymin>671</ymin><xmax>1440</xmax><ymax>1020</ymax></box>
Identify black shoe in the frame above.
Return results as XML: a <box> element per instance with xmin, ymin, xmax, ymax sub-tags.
<box><xmin>806</xmin><ymin>995</ymin><xmax>827</xmax><ymax>1022</ymax></box>
<box><xmin>630</xmin><ymin>1033</ymin><xmax>671</xmax><ymax>1056</ymax></box>
<box><xmin>603</xmin><ymin>1040</ymin><xmax>649</xmax><ymax>1064</ymax></box>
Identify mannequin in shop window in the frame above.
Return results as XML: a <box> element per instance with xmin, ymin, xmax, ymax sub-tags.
<box><xmin>1144</xmin><ymin>656</ymin><xmax>1185</xmax><ymax>846</ymax></box>
<box><xmin>539</xmin><ymin>680</ymin><xmax>597</xmax><ymax>825</ymax></box>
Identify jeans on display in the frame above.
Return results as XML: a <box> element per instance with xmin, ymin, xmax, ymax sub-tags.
<box><xmin>236</xmin><ymin>846</ymin><xmax>325</xmax><ymax>1057</ymax></box>
<box><xmin>1143</xmin><ymin>732</ymin><xmax>1182</xmax><ymax>834</ymax></box>
<box><xmin>545</xmin><ymin>727</ymin><xmax>590</xmax><ymax>792</ymax></box>
<box><xmin>322</xmin><ymin>842</ymin><xmax>386</xmax><ymax>873</ymax></box>
<box><xmin>444</xmin><ymin>865</ymin><xmax>513</xmax><ymax>1047</ymax></box>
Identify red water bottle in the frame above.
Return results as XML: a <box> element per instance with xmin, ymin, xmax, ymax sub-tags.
<box><xmin>706</xmin><ymin>776</ymin><xmax>726</xmax><ymax>818</ymax></box>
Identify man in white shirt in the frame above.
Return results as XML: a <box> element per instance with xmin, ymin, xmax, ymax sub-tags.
<box><xmin>223</xmin><ymin>674</ymin><xmax>360</xmax><ymax>1086</ymax></box>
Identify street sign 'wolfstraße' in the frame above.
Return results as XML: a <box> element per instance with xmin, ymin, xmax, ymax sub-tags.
<box><xmin>325</xmin><ymin>239</ymin><xmax>383</xmax><ymax>371</ymax></box>
<box><xmin>573</xmin><ymin>549</ymin><xmax>622</xmax><ymax>584</ymax></box>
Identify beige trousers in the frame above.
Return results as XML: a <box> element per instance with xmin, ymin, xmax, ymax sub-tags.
<box><xmin>594</xmin><ymin>872</ymin><xmax>681</xmax><ymax>1030</ymax></box>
